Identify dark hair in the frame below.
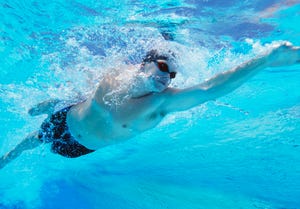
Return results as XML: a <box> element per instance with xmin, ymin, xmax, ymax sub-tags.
<box><xmin>142</xmin><ymin>50</ymin><xmax>170</xmax><ymax>64</ymax></box>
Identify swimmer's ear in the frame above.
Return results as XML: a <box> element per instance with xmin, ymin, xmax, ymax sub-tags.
<box><xmin>28</xmin><ymin>99</ymin><xmax>61</xmax><ymax>116</ymax></box>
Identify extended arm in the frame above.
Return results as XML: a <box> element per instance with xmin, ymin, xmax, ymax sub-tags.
<box><xmin>165</xmin><ymin>43</ymin><xmax>300</xmax><ymax>112</ymax></box>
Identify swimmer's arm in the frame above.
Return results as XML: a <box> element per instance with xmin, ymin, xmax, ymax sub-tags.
<box><xmin>164</xmin><ymin>43</ymin><xmax>300</xmax><ymax>112</ymax></box>
<box><xmin>28</xmin><ymin>99</ymin><xmax>61</xmax><ymax>116</ymax></box>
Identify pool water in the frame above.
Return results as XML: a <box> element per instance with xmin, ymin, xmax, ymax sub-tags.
<box><xmin>1</xmin><ymin>0</ymin><xmax>300</xmax><ymax>208</ymax></box>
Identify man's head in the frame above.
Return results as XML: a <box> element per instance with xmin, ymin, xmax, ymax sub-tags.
<box><xmin>140</xmin><ymin>50</ymin><xmax>177</xmax><ymax>92</ymax></box>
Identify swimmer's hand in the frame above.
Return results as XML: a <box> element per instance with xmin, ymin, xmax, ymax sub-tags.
<box><xmin>267</xmin><ymin>42</ymin><xmax>300</xmax><ymax>67</ymax></box>
<box><xmin>28</xmin><ymin>99</ymin><xmax>60</xmax><ymax>116</ymax></box>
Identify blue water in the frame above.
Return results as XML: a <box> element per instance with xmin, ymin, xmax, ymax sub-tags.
<box><xmin>1</xmin><ymin>0</ymin><xmax>300</xmax><ymax>208</ymax></box>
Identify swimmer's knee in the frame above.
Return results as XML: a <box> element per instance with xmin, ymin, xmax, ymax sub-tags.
<box><xmin>19</xmin><ymin>132</ymin><xmax>43</xmax><ymax>149</ymax></box>
<box><xmin>29</xmin><ymin>133</ymin><xmax>43</xmax><ymax>147</ymax></box>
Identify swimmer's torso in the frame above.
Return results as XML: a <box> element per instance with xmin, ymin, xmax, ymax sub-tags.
<box><xmin>67</xmin><ymin>91</ymin><xmax>168</xmax><ymax>150</ymax></box>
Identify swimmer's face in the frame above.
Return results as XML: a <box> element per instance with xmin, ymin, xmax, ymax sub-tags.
<box><xmin>141</xmin><ymin>59</ymin><xmax>177</xmax><ymax>92</ymax></box>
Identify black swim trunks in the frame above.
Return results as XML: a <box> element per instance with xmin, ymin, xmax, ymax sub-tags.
<box><xmin>38</xmin><ymin>106</ymin><xmax>95</xmax><ymax>158</ymax></box>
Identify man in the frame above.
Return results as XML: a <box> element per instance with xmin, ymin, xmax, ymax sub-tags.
<box><xmin>1</xmin><ymin>42</ymin><xmax>299</xmax><ymax>169</ymax></box>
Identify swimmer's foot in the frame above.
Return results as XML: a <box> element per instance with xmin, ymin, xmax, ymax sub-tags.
<box><xmin>0</xmin><ymin>153</ymin><xmax>11</xmax><ymax>169</ymax></box>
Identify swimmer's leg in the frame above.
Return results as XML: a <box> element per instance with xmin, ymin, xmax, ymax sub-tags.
<box><xmin>28</xmin><ymin>99</ymin><xmax>61</xmax><ymax>116</ymax></box>
<box><xmin>0</xmin><ymin>131</ymin><xmax>42</xmax><ymax>169</ymax></box>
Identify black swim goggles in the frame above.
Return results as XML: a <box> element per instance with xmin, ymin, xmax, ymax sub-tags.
<box><xmin>154</xmin><ymin>60</ymin><xmax>177</xmax><ymax>79</ymax></box>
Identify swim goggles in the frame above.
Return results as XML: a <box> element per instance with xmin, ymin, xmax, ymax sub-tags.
<box><xmin>155</xmin><ymin>60</ymin><xmax>177</xmax><ymax>79</ymax></box>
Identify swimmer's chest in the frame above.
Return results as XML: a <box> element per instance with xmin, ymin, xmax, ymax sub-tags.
<box><xmin>68</xmin><ymin>95</ymin><xmax>167</xmax><ymax>148</ymax></box>
<box><xmin>111</xmin><ymin>95</ymin><xmax>167</xmax><ymax>132</ymax></box>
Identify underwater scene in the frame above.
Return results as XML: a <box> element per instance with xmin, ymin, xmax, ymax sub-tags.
<box><xmin>0</xmin><ymin>0</ymin><xmax>300</xmax><ymax>208</ymax></box>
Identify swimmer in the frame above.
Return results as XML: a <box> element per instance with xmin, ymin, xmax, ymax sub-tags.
<box><xmin>1</xmin><ymin>42</ymin><xmax>300</xmax><ymax>169</ymax></box>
